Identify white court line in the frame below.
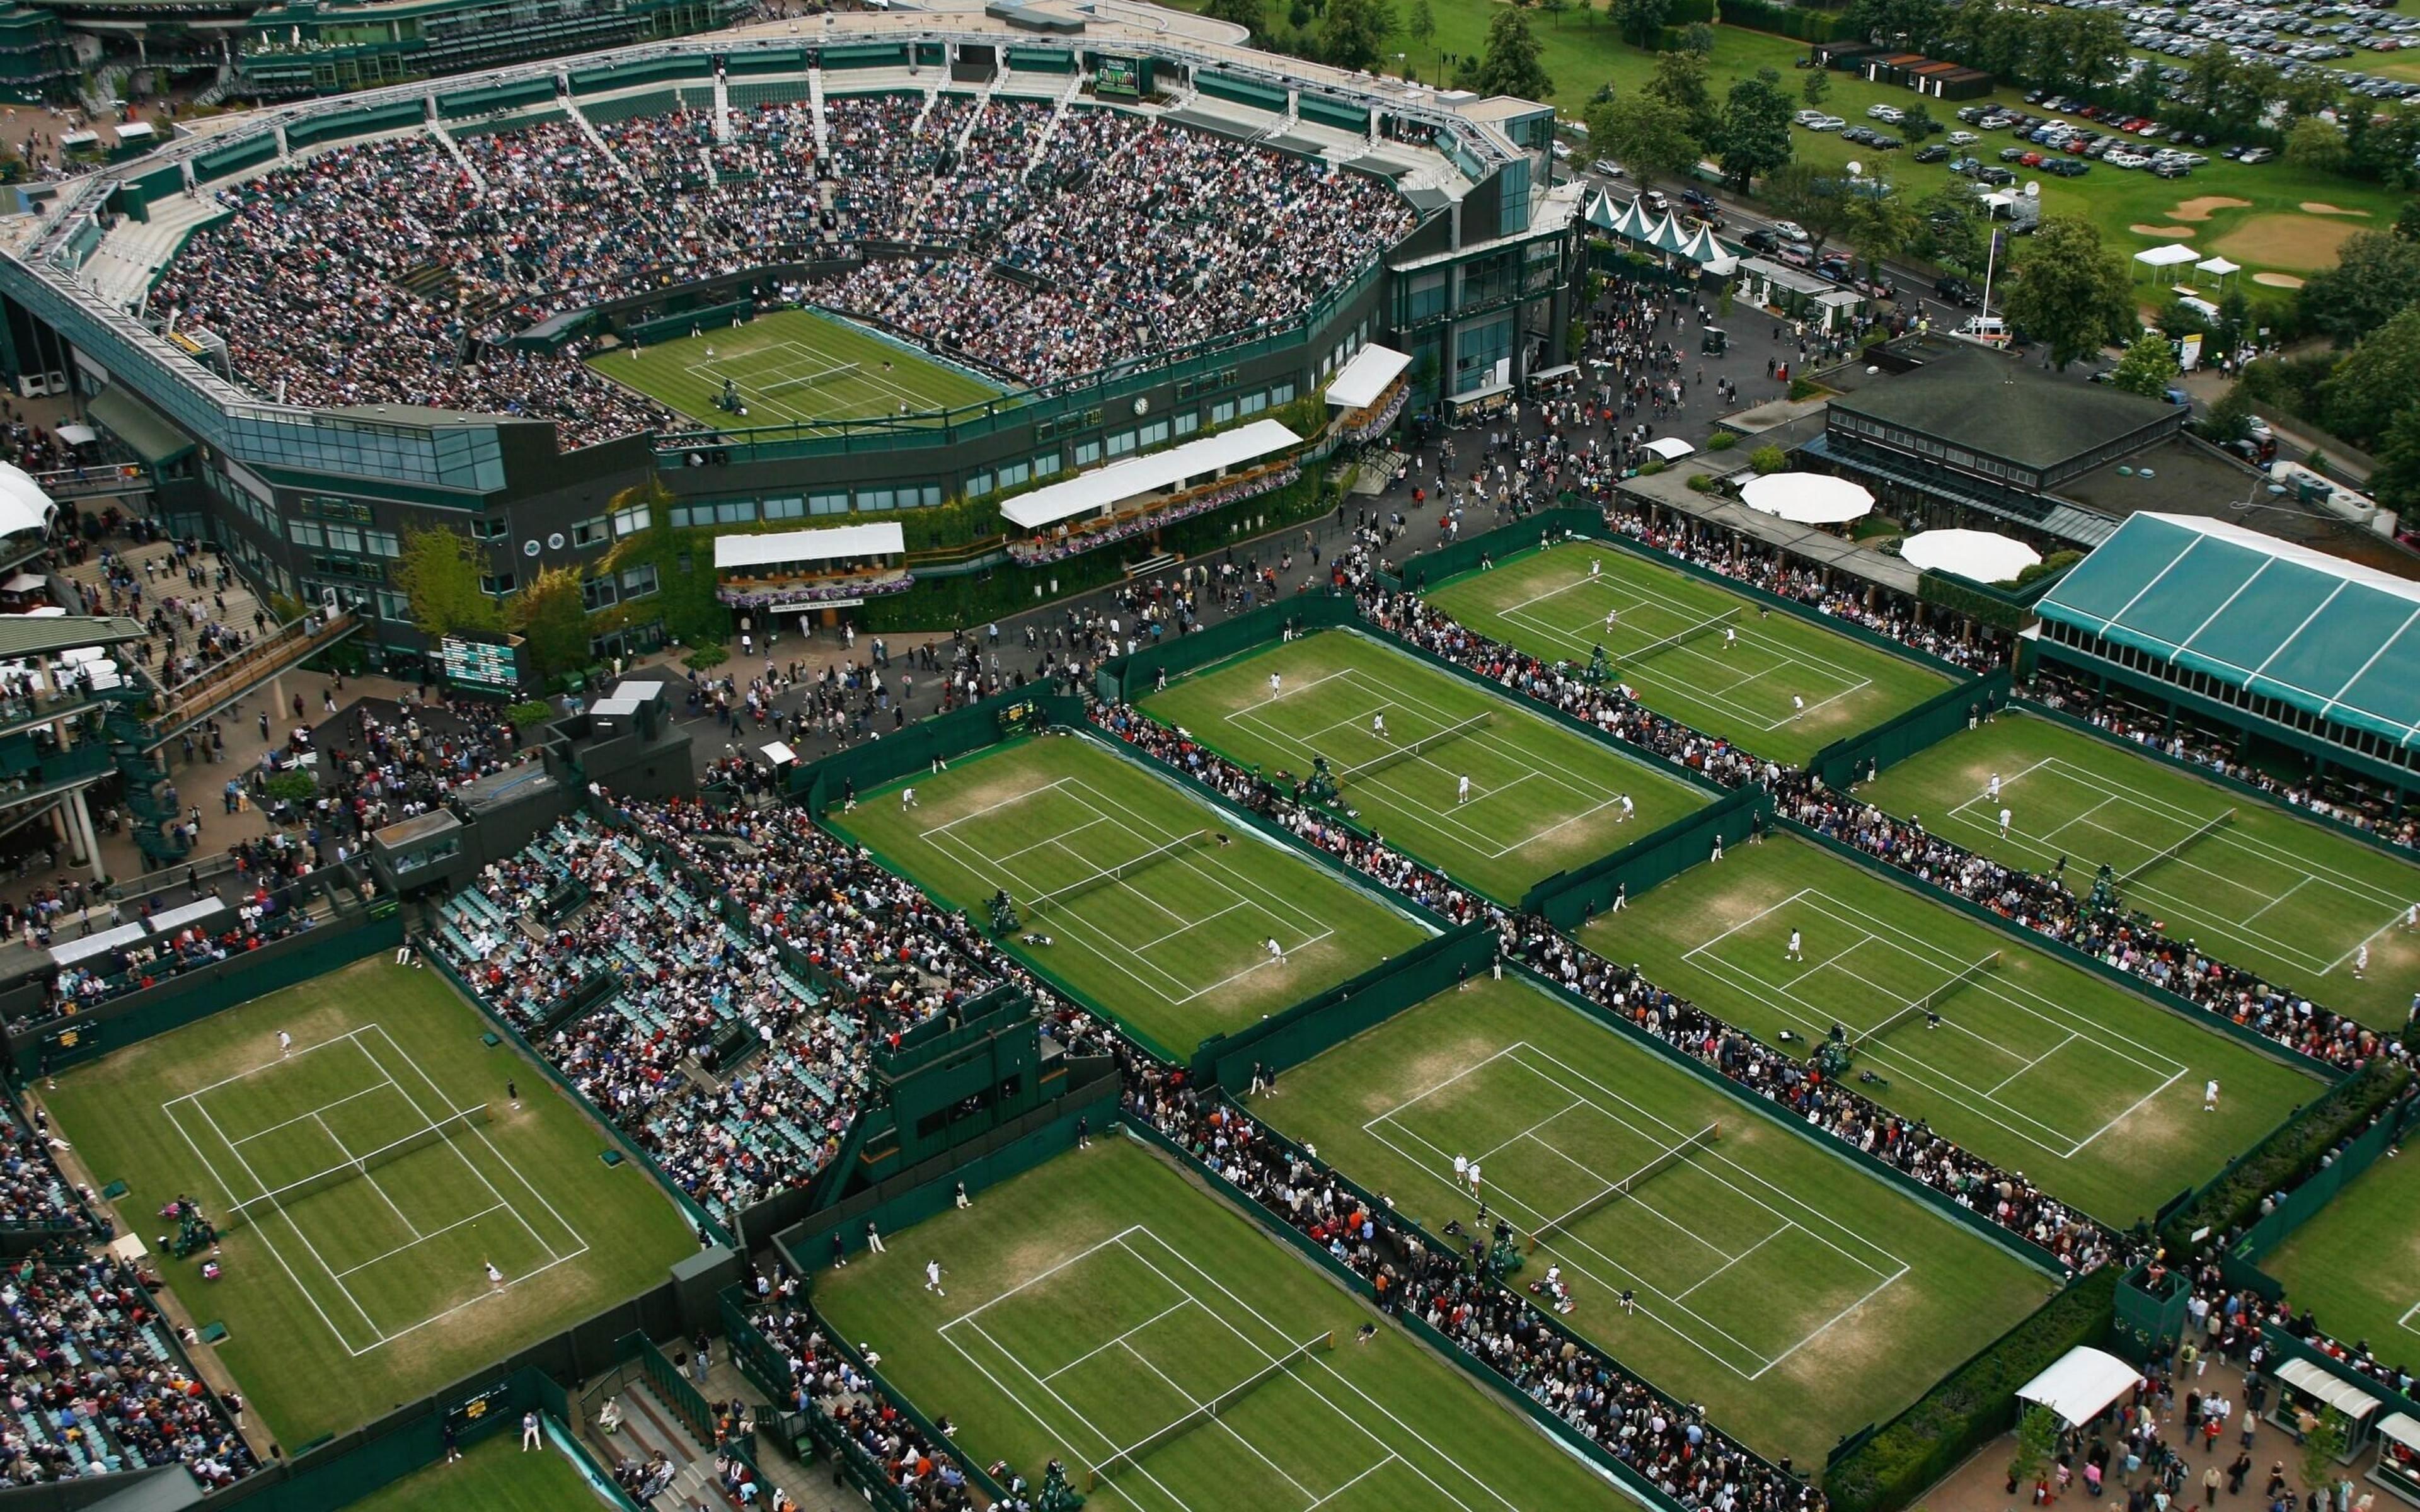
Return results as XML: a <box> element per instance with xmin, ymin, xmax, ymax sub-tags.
<box><xmin>1042</xmin><ymin>1298</ymin><xmax>1196</xmax><ymax>1382</ymax></box>
<box><xmin>229</xmin><ymin>1082</ymin><xmax>394</xmax><ymax>1143</ymax></box>
<box><xmin>337</xmin><ymin>1203</ymin><xmax>508</xmax><ymax>1278</ymax></box>
<box><xmin>314</xmin><ymin>1111</ymin><xmax>421</xmax><ymax>1240</ymax></box>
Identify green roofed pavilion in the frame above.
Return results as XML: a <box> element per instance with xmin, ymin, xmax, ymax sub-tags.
<box><xmin>2036</xmin><ymin>513</ymin><xmax>2420</xmax><ymax>750</ymax></box>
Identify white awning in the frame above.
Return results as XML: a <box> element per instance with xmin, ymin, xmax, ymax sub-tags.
<box><xmin>1001</xmin><ymin>419</ymin><xmax>1301</xmax><ymax>530</ymax></box>
<box><xmin>50</xmin><ymin>921</ymin><xmax>149</xmax><ymax>968</ymax></box>
<box><xmin>147</xmin><ymin>898</ymin><xmax>226</xmax><ymax>933</ymax></box>
<box><xmin>2378</xmin><ymin>1414</ymin><xmax>2420</xmax><ymax>1453</ymax></box>
<box><xmin>0</xmin><ymin>464</ymin><xmax>55</xmax><ymax>538</ymax></box>
<box><xmin>1327</xmin><ymin>346</ymin><xmax>1412</xmax><ymax>410</ymax></box>
<box><xmin>54</xmin><ymin>425</ymin><xmax>96</xmax><ymax>446</ymax></box>
<box><xmin>2134</xmin><ymin>243</ymin><xmax>2199</xmax><ymax>268</ymax></box>
<box><xmin>759</xmin><ymin>741</ymin><xmax>798</xmax><ymax>765</ymax></box>
<box><xmin>1899</xmin><ymin>529</ymin><xmax>2042</xmax><ymax>583</ymax></box>
<box><xmin>2195</xmin><ymin>256</ymin><xmax>2240</xmax><ymax>277</ymax></box>
<box><xmin>1643</xmin><ymin>436</ymin><xmax>1695</xmax><ymax>461</ymax></box>
<box><xmin>1</xmin><ymin>573</ymin><xmax>44</xmax><ymax>592</ymax></box>
<box><xmin>1740</xmin><ymin>471</ymin><xmax>1874</xmax><ymax>525</ymax></box>
<box><xmin>2017</xmin><ymin>1347</ymin><xmax>2142</xmax><ymax>1428</ymax></box>
<box><xmin>2276</xmin><ymin>1358</ymin><xmax>2385</xmax><ymax>1423</ymax></box>
<box><xmin>713</xmin><ymin>522</ymin><xmax>904</xmax><ymax>571</ymax></box>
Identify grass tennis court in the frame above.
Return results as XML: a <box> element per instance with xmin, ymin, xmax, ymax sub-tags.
<box><xmin>1420</xmin><ymin>542</ymin><xmax>1956</xmax><ymax>765</ymax></box>
<box><xmin>831</xmin><ymin>733</ymin><xmax>1433</xmax><ymax>1056</ymax></box>
<box><xmin>1857</xmin><ymin>714</ymin><xmax>2420</xmax><ymax>1032</ymax></box>
<box><xmin>1247</xmin><ymin>976</ymin><xmax>2053</xmax><ymax>1467</ymax></box>
<box><xmin>1581</xmin><ymin>835</ymin><xmax>2322</xmax><ymax>1225</ymax></box>
<box><xmin>1139</xmin><ymin>629</ymin><xmax>1710</xmax><ymax>902</ymax></box>
<box><xmin>2256</xmin><ymin>1134</ymin><xmax>2420</xmax><ymax>1350</ymax></box>
<box><xmin>39</xmin><ymin>959</ymin><xmax>696</xmax><ymax>1446</ymax></box>
<box><xmin>347</xmin><ymin>1433</ymin><xmax>605</xmax><ymax>1512</ymax></box>
<box><xmin>594</xmin><ymin>306</ymin><xmax>1005</xmax><ymax>429</ymax></box>
<box><xmin>811</xmin><ymin>1135</ymin><xmax>1631</xmax><ymax>1512</ymax></box>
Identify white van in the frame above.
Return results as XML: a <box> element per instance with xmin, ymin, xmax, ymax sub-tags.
<box><xmin>1957</xmin><ymin>315</ymin><xmax>2011</xmax><ymax>345</ymax></box>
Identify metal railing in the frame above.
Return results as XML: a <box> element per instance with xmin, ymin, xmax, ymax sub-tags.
<box><xmin>154</xmin><ymin>610</ymin><xmax>358</xmax><ymax>731</ymax></box>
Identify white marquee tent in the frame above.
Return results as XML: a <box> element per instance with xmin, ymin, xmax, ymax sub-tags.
<box><xmin>1739</xmin><ymin>472</ymin><xmax>1874</xmax><ymax>525</ymax></box>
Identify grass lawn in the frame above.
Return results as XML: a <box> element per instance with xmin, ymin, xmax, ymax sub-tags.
<box><xmin>829</xmin><ymin>732</ymin><xmax>1434</xmax><ymax>1057</ymax></box>
<box><xmin>591</xmin><ymin>306</ymin><xmax>1005</xmax><ymax>429</ymax></box>
<box><xmin>1857</xmin><ymin>713</ymin><xmax>2420</xmax><ymax>1033</ymax></box>
<box><xmin>2256</xmin><ymin>1138</ymin><xmax>2420</xmax><ymax>1351</ymax></box>
<box><xmin>40</xmin><ymin>959</ymin><xmax>696</xmax><ymax>1450</ymax></box>
<box><xmin>1419</xmin><ymin>541</ymin><xmax>1956</xmax><ymax>766</ymax></box>
<box><xmin>347</xmin><ymin>1432</ymin><xmax>613</xmax><ymax>1512</ymax></box>
<box><xmin>1138</xmin><ymin>629</ymin><xmax>1709</xmax><ymax>902</ymax></box>
<box><xmin>810</xmin><ymin>1135</ymin><xmax>1634</xmax><ymax>1512</ymax></box>
<box><xmin>1245</xmin><ymin>975</ymin><xmax>2055</xmax><ymax>1468</ymax></box>
<box><xmin>1163</xmin><ymin>1</ymin><xmax>2399</xmax><ymax>297</ymax></box>
<box><xmin>1580</xmin><ymin>833</ymin><xmax>2323</xmax><ymax>1227</ymax></box>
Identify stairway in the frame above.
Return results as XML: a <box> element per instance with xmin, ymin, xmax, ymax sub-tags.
<box><xmin>103</xmin><ymin>702</ymin><xmax>189</xmax><ymax>866</ymax></box>
<box><xmin>807</xmin><ymin>67</ymin><xmax>829</xmax><ymax>157</ymax></box>
<box><xmin>602</xmin><ymin>1373</ymin><xmax>717</xmax><ymax>1512</ymax></box>
<box><xmin>563</xmin><ymin>99</ymin><xmax>645</xmax><ymax>188</ymax></box>
<box><xmin>427</xmin><ymin>120</ymin><xmax>488</xmax><ymax>192</ymax></box>
<box><xmin>712</xmin><ymin>69</ymin><xmax>732</xmax><ymax>144</ymax></box>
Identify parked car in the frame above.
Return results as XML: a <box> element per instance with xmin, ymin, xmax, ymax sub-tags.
<box><xmin>2238</xmin><ymin>146</ymin><xmax>2276</xmax><ymax>163</ymax></box>
<box><xmin>1589</xmin><ymin>158</ymin><xmax>1625</xmax><ymax>177</ymax></box>
<box><xmin>1947</xmin><ymin>130</ymin><xmax>1979</xmax><ymax>146</ymax></box>
<box><xmin>1772</xmin><ymin>220</ymin><xmax>1810</xmax><ymax>243</ymax></box>
<box><xmin>1642</xmin><ymin>189</ymin><xmax>1670</xmax><ymax>213</ymax></box>
<box><xmin>1680</xmin><ymin>186</ymin><xmax>1719</xmax><ymax>214</ymax></box>
<box><xmin>1934</xmin><ymin>276</ymin><xmax>1981</xmax><ymax>306</ymax></box>
<box><xmin>2151</xmin><ymin>159</ymin><xmax>2192</xmax><ymax>176</ymax></box>
<box><xmin>1872</xmin><ymin>134</ymin><xmax>1904</xmax><ymax>149</ymax></box>
<box><xmin>1867</xmin><ymin>103</ymin><xmax>1906</xmax><ymax>123</ymax></box>
<box><xmin>1977</xmin><ymin>165</ymin><xmax>2017</xmax><ymax>185</ymax></box>
<box><xmin>2000</xmin><ymin>146</ymin><xmax>2031</xmax><ymax>161</ymax></box>
<box><xmin>1740</xmin><ymin>227</ymin><xmax>1779</xmax><ymax>253</ymax></box>
<box><xmin>1915</xmin><ymin>144</ymin><xmax>1952</xmax><ymax>162</ymax></box>
<box><xmin>1950</xmin><ymin>155</ymin><xmax>1983</xmax><ymax>175</ymax></box>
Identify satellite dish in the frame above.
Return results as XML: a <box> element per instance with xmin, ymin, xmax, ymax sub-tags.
<box><xmin>1847</xmin><ymin>159</ymin><xmax>1864</xmax><ymax>176</ymax></box>
<box><xmin>2139</xmin><ymin>468</ymin><xmax>2157</xmax><ymax>479</ymax></box>
<box><xmin>2025</xmin><ymin>181</ymin><xmax>2041</xmax><ymax>197</ymax></box>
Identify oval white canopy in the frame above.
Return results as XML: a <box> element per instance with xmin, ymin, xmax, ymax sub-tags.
<box><xmin>1899</xmin><ymin>528</ymin><xmax>2043</xmax><ymax>583</ymax></box>
<box><xmin>1739</xmin><ymin>472</ymin><xmax>1873</xmax><ymax>525</ymax></box>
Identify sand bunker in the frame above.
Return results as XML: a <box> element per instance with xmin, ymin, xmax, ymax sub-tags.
<box><xmin>2252</xmin><ymin>272</ymin><xmax>2307</xmax><ymax>289</ymax></box>
<box><xmin>2131</xmin><ymin>224</ymin><xmax>2196</xmax><ymax>237</ymax></box>
<box><xmin>2298</xmin><ymin>202</ymin><xmax>2370</xmax><ymax>216</ymax></box>
<box><xmin>2168</xmin><ymin>196</ymin><xmax>2252</xmax><ymax>220</ymax></box>
<box><xmin>2215</xmin><ymin>214</ymin><xmax>2361</xmax><ymax>273</ymax></box>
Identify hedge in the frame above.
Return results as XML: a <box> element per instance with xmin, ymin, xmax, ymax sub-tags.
<box><xmin>1720</xmin><ymin>0</ymin><xmax>1851</xmax><ymax>43</ymax></box>
<box><xmin>2161</xmin><ymin>1059</ymin><xmax>2412</xmax><ymax>1253</ymax></box>
<box><xmin>1824</xmin><ymin>1268</ymin><xmax>2116</xmax><ymax>1512</ymax></box>
<box><xmin>1916</xmin><ymin>569</ymin><xmax>2030</xmax><ymax>631</ymax></box>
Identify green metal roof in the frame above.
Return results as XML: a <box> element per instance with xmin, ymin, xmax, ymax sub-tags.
<box><xmin>85</xmin><ymin>384</ymin><xmax>192</xmax><ymax>465</ymax></box>
<box><xmin>2036</xmin><ymin>513</ymin><xmax>2420</xmax><ymax>748</ymax></box>
<box><xmin>0</xmin><ymin>614</ymin><xmax>147</xmax><ymax>658</ymax></box>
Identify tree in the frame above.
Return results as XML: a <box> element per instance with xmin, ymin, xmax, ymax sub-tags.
<box><xmin>2198</xmin><ymin>382</ymin><xmax>2256</xmax><ymax>446</ymax></box>
<box><xmin>1712</xmin><ymin>67</ymin><xmax>1794</xmax><ymax>191</ymax></box>
<box><xmin>510</xmin><ymin>564</ymin><xmax>592</xmax><ymax>683</ymax></box>
<box><xmin>1608</xmin><ymin>0</ymin><xmax>1671</xmax><ymax>49</ymax></box>
<box><xmin>1844</xmin><ymin>187</ymin><xmax>1922</xmax><ymax>279</ymax></box>
<box><xmin>1588</xmin><ymin>93</ymin><xmax>1700</xmax><ymax>194</ymax></box>
<box><xmin>1646</xmin><ymin>49</ymin><xmax>1717</xmax><ymax>140</ymax></box>
<box><xmin>1760</xmin><ymin>162</ymin><xmax>1851</xmax><ymax>257</ymax></box>
<box><xmin>2320</xmin><ymin>307</ymin><xmax>2420</xmax><ymax>446</ymax></box>
<box><xmin>1749</xmin><ymin>444</ymin><xmax>1787</xmax><ymax>474</ymax></box>
<box><xmin>2002</xmin><ymin>215</ymin><xmax>2132</xmax><ymax>369</ymax></box>
<box><xmin>2283</xmin><ymin>117</ymin><xmax>2349</xmax><ymax>176</ymax></box>
<box><xmin>1406</xmin><ymin>0</ymin><xmax>1436</xmax><ymax>74</ymax></box>
<box><xmin>2007</xmin><ymin>1406</ymin><xmax>2061</xmax><ymax>1496</ymax></box>
<box><xmin>2370</xmin><ymin>401</ymin><xmax>2420</xmax><ymax>512</ymax></box>
<box><xmin>2300</xmin><ymin>1409</ymin><xmax>2349</xmax><ymax>1502</ymax></box>
<box><xmin>1915</xmin><ymin>183</ymin><xmax>1988</xmax><ymax>274</ymax></box>
<box><xmin>1538</xmin><ymin>0</ymin><xmax>1569</xmax><ymax>28</ymax></box>
<box><xmin>1681</xmin><ymin>21</ymin><xmax>1714</xmax><ymax>55</ymax></box>
<box><xmin>1202</xmin><ymin>0</ymin><xmax>1266</xmax><ymax>34</ymax></box>
<box><xmin>2110</xmin><ymin>328</ymin><xmax>2182</xmax><ymax>399</ymax></box>
<box><xmin>395</xmin><ymin>525</ymin><xmax>504</xmax><ymax>641</ymax></box>
<box><xmin>2396</xmin><ymin>197</ymin><xmax>2420</xmax><ymax>244</ymax></box>
<box><xmin>1464</xmin><ymin>9</ymin><xmax>1553</xmax><ymax>98</ymax></box>
<box><xmin>2297</xmin><ymin>231</ymin><xmax>2420</xmax><ymax>346</ymax></box>
<box><xmin>1901</xmin><ymin>102</ymin><xmax>1939</xmax><ymax>140</ymax></box>
<box><xmin>1320</xmin><ymin>0</ymin><xmax>1395</xmax><ymax>72</ymax></box>
<box><xmin>1845</xmin><ymin>0</ymin><xmax>1942</xmax><ymax>49</ymax></box>
<box><xmin>1801</xmin><ymin>69</ymin><xmax>1830</xmax><ymax>108</ymax></box>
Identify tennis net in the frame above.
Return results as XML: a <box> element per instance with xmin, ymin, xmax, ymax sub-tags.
<box><xmin>222</xmin><ymin>1104</ymin><xmax>495</xmax><ymax>1230</ymax></box>
<box><xmin>2117</xmin><ymin>808</ymin><xmax>2235</xmax><ymax>888</ymax></box>
<box><xmin>760</xmin><ymin>360</ymin><xmax>862</xmax><ymax>396</ymax></box>
<box><xmin>1848</xmin><ymin>951</ymin><xmax>2000</xmax><ymax>1055</ymax></box>
<box><xmin>1529</xmin><ymin>1121</ymin><xmax>1720</xmax><ymax>1250</ymax></box>
<box><xmin>1026</xmin><ymin>830</ymin><xmax>1211</xmax><ymax>917</ymax></box>
<box><xmin>1088</xmin><ymin>1331</ymin><xmax>1335</xmax><ymax>1489</ymax></box>
<box><xmin>1621</xmin><ymin>608</ymin><xmax>1739</xmax><ymax>667</ymax></box>
<box><xmin>1335</xmin><ymin>711</ymin><xmax>1492</xmax><ymax>784</ymax></box>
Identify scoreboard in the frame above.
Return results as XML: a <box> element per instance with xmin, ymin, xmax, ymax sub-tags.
<box><xmin>438</xmin><ymin>633</ymin><xmax>527</xmax><ymax>696</ymax></box>
<box><xmin>1097</xmin><ymin>55</ymin><xmax>1141</xmax><ymax>98</ymax></box>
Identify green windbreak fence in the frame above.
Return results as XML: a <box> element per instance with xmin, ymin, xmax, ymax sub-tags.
<box><xmin>618</xmin><ymin>1331</ymin><xmax>715</xmax><ymax>1445</ymax></box>
<box><xmin>1193</xmin><ymin>924</ymin><xmax>1497</xmax><ymax>1087</ymax></box>
<box><xmin>2233</xmin><ymin>1096</ymin><xmax>2416</xmax><ymax>1266</ymax></box>
<box><xmin>1812</xmin><ymin>669</ymin><xmax>2014</xmax><ymax>788</ymax></box>
<box><xmin>1385</xmin><ymin>507</ymin><xmax>1602</xmax><ymax>593</ymax></box>
<box><xmin>792</xmin><ymin>691</ymin><xmax>1086</xmax><ymax>809</ymax></box>
<box><xmin>1095</xmin><ymin>592</ymin><xmax>1359</xmax><ymax>702</ymax></box>
<box><xmin>2262</xmin><ymin>1324</ymin><xmax>2420</xmax><ymax>1426</ymax></box>
<box><xmin>720</xmin><ymin>1285</ymin><xmax>793</xmax><ymax>1405</ymax></box>
<box><xmin>1524</xmin><ymin>785</ymin><xmax>1771</xmax><ymax>926</ymax></box>
<box><xmin>2112</xmin><ymin>1264</ymin><xmax>2193</xmax><ymax>1356</ymax></box>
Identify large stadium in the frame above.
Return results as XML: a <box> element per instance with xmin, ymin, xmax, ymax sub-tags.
<box><xmin>0</xmin><ymin>10</ymin><xmax>1576</xmax><ymax>670</ymax></box>
<box><xmin>2</xmin><ymin>6</ymin><xmax>2419</xmax><ymax>1512</ymax></box>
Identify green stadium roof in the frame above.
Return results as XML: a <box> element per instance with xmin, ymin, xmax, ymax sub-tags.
<box><xmin>2036</xmin><ymin>513</ymin><xmax>2420</xmax><ymax>748</ymax></box>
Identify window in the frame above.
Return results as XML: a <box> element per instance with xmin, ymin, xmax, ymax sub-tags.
<box><xmin>962</xmin><ymin>476</ymin><xmax>993</xmax><ymax>502</ymax></box>
<box><xmin>1106</xmin><ymin>430</ymin><xmax>1138</xmax><ymax>458</ymax></box>
<box><xmin>324</xmin><ymin>524</ymin><xmax>363</xmax><ymax>555</ymax></box>
<box><xmin>1174</xmin><ymin>411</ymin><xmax>1200</xmax><ymax>437</ymax></box>
<box><xmin>571</xmin><ymin>516</ymin><xmax>609</xmax><ymax>547</ymax></box>
<box><xmin>1075</xmin><ymin>440</ymin><xmax>1103</xmax><ymax>467</ymax></box>
<box><xmin>364</xmin><ymin>529</ymin><xmax>400</xmax><ymax>558</ymax></box>
<box><xmin>1211</xmin><ymin>400</ymin><xmax>1236</xmax><ymax>425</ymax></box>
<box><xmin>613</xmin><ymin>502</ymin><xmax>651</xmax><ymax>537</ymax></box>
<box><xmin>1140</xmin><ymin>420</ymin><xmax>1170</xmax><ymax>447</ymax></box>
<box><xmin>620</xmin><ymin>564</ymin><xmax>659</xmax><ymax>598</ymax></box>
<box><xmin>288</xmin><ymin>519</ymin><xmax>325</xmax><ymax>549</ymax></box>
<box><xmin>1270</xmin><ymin>382</ymin><xmax>1294</xmax><ymax>405</ymax></box>
<box><xmin>763</xmin><ymin>496</ymin><xmax>804</xmax><ymax>521</ymax></box>
<box><xmin>1239</xmin><ymin>392</ymin><xmax>1267</xmax><ymax>416</ymax></box>
<box><xmin>376</xmin><ymin>590</ymin><xmax>412</xmax><ymax>621</ymax></box>
<box><xmin>1033</xmin><ymin>451</ymin><xmax>1061</xmax><ymax>479</ymax></box>
<box><xmin>582</xmin><ymin>575</ymin><xmax>619</xmax><ymax>612</ymax></box>
<box><xmin>809</xmin><ymin>491</ymin><xmax>850</xmax><ymax>516</ymax></box>
<box><xmin>716</xmin><ymin>499</ymin><xmax>755</xmax><ymax>525</ymax></box>
<box><xmin>477</xmin><ymin>514</ymin><xmax>511</xmax><ymax>540</ymax></box>
<box><xmin>481</xmin><ymin>573</ymin><xmax>516</xmax><ymax>595</ymax></box>
<box><xmin>997</xmin><ymin>461</ymin><xmax>1031</xmax><ymax>490</ymax></box>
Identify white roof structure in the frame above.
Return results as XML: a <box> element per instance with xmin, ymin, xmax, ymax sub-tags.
<box><xmin>2017</xmin><ymin>1348</ymin><xmax>2143</xmax><ymax>1428</ymax></box>
<box><xmin>1899</xmin><ymin>528</ymin><xmax>2043</xmax><ymax>583</ymax></box>
<box><xmin>1673</xmin><ymin>222</ymin><xmax>1728</xmax><ymax>265</ymax></box>
<box><xmin>1740</xmin><ymin>472</ymin><xmax>1874</xmax><ymax>525</ymax></box>
<box><xmin>2195</xmin><ymin>256</ymin><xmax>2240</xmax><ymax>278</ymax></box>
<box><xmin>1002</xmin><ymin>419</ymin><xmax>1301</xmax><ymax>530</ymax></box>
<box><xmin>2376</xmin><ymin>1413</ymin><xmax>2420</xmax><ymax>1453</ymax></box>
<box><xmin>2135</xmin><ymin>243</ymin><xmax>2199</xmax><ymax>270</ymax></box>
<box><xmin>1327</xmin><ymin>346</ymin><xmax>1412</xmax><ymax>410</ymax></box>
<box><xmin>54</xmin><ymin>424</ymin><xmax>96</xmax><ymax>447</ymax></box>
<box><xmin>713</xmin><ymin>523</ymin><xmax>904</xmax><ymax>571</ymax></box>
<box><xmin>0</xmin><ymin>464</ymin><xmax>55</xmax><ymax>538</ymax></box>
<box><xmin>2274</xmin><ymin>1359</ymin><xmax>2385</xmax><ymax>1423</ymax></box>
<box><xmin>759</xmin><ymin>740</ymin><xmax>798</xmax><ymax>766</ymax></box>
<box><xmin>1642</xmin><ymin>436</ymin><xmax>1695</xmax><ymax>461</ymax></box>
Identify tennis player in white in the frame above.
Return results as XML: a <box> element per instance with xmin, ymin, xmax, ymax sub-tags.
<box><xmin>1786</xmin><ymin>929</ymin><xmax>1804</xmax><ymax>961</ymax></box>
<box><xmin>1457</xmin><ymin>774</ymin><xmax>1472</xmax><ymax>804</ymax></box>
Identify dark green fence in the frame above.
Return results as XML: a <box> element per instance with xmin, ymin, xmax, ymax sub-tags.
<box><xmin>1094</xmin><ymin>593</ymin><xmax>1360</xmax><ymax>703</ymax></box>
<box><xmin>1381</xmin><ymin>507</ymin><xmax>1603</xmax><ymax>593</ymax></box>
<box><xmin>2112</xmin><ymin>1264</ymin><xmax>2192</xmax><ymax>1357</ymax></box>
<box><xmin>2233</xmin><ymin>1094</ymin><xmax>2414</xmax><ymax>1264</ymax></box>
<box><xmin>792</xmin><ymin>691</ymin><xmax>1087</xmax><ymax>810</ymax></box>
<box><xmin>1524</xmin><ymin>786</ymin><xmax>1772</xmax><ymax>925</ymax></box>
<box><xmin>1811</xmin><ymin>669</ymin><xmax>2014</xmax><ymax>789</ymax></box>
<box><xmin>1193</xmin><ymin>924</ymin><xmax>1497</xmax><ymax>1087</ymax></box>
<box><xmin>719</xmin><ymin>1286</ymin><xmax>793</xmax><ymax>1406</ymax></box>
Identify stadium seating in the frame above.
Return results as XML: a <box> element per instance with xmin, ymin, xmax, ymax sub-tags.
<box><xmin>151</xmin><ymin>94</ymin><xmax>1414</xmax><ymax>446</ymax></box>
